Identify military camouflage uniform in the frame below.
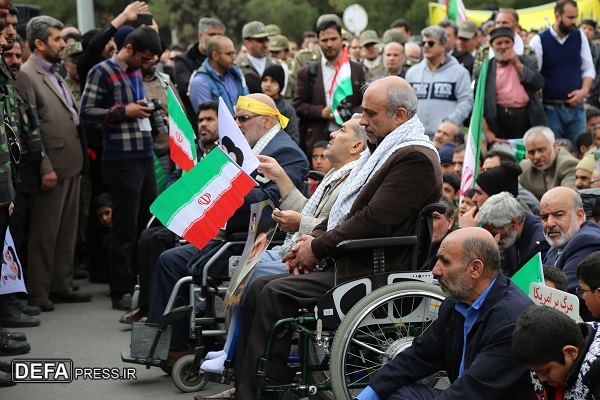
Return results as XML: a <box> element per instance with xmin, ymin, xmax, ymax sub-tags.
<box><xmin>64</xmin><ymin>76</ymin><xmax>82</xmax><ymax>108</ymax></box>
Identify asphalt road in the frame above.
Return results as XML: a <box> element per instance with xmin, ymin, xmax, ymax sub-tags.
<box><xmin>0</xmin><ymin>279</ymin><xmax>235</xmax><ymax>400</ymax></box>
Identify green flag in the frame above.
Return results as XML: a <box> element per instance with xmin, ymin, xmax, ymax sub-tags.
<box><xmin>511</xmin><ymin>252</ymin><xmax>544</xmax><ymax>294</ymax></box>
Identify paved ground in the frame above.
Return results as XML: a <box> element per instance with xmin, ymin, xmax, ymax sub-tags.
<box><xmin>0</xmin><ymin>279</ymin><xmax>235</xmax><ymax>399</ymax></box>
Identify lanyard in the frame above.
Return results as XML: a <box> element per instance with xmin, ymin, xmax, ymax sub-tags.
<box><xmin>111</xmin><ymin>57</ymin><xmax>142</xmax><ymax>101</ymax></box>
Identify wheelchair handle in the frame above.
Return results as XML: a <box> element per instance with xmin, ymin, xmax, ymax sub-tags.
<box><xmin>422</xmin><ymin>202</ymin><xmax>446</xmax><ymax>216</ymax></box>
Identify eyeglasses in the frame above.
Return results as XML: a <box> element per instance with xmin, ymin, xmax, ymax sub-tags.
<box><xmin>423</xmin><ymin>40</ymin><xmax>438</xmax><ymax>48</ymax></box>
<box><xmin>576</xmin><ymin>286</ymin><xmax>595</xmax><ymax>297</ymax></box>
<box><xmin>234</xmin><ymin>114</ymin><xmax>261</xmax><ymax>123</ymax></box>
<box><xmin>219</xmin><ymin>51</ymin><xmax>237</xmax><ymax>57</ymax></box>
<box><xmin>590</xmin><ymin>180</ymin><xmax>600</xmax><ymax>187</ymax></box>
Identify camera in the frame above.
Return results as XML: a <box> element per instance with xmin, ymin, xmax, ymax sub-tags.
<box><xmin>141</xmin><ymin>98</ymin><xmax>168</xmax><ymax>135</ymax></box>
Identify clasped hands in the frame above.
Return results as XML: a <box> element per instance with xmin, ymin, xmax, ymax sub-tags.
<box><xmin>282</xmin><ymin>235</ymin><xmax>319</xmax><ymax>275</ymax></box>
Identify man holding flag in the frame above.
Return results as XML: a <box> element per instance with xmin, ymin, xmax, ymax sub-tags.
<box><xmin>146</xmin><ymin>93</ymin><xmax>308</xmax><ymax>364</ymax></box>
<box><xmin>80</xmin><ymin>26</ymin><xmax>163</xmax><ymax>311</ymax></box>
<box><xmin>293</xmin><ymin>18</ymin><xmax>365</xmax><ymax>156</ymax></box>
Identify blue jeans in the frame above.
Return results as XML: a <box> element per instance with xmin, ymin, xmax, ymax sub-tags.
<box><xmin>543</xmin><ymin>103</ymin><xmax>586</xmax><ymax>148</ymax></box>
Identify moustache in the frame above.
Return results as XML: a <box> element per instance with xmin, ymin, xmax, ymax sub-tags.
<box><xmin>545</xmin><ymin>227</ymin><xmax>563</xmax><ymax>235</ymax></box>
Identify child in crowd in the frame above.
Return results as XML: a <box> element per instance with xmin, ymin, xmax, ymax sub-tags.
<box><xmin>543</xmin><ymin>265</ymin><xmax>568</xmax><ymax>292</ymax></box>
<box><xmin>308</xmin><ymin>140</ymin><xmax>333</xmax><ymax>195</ymax></box>
<box><xmin>457</xmin><ymin>188</ymin><xmax>476</xmax><ymax>219</ymax></box>
<box><xmin>260</xmin><ymin>64</ymin><xmax>299</xmax><ymax>145</ymax></box>
<box><xmin>88</xmin><ymin>193</ymin><xmax>112</xmax><ymax>283</ymax></box>
<box><xmin>512</xmin><ymin>305</ymin><xmax>600</xmax><ymax>399</ymax></box>
<box><xmin>576</xmin><ymin>251</ymin><xmax>600</xmax><ymax>318</ymax></box>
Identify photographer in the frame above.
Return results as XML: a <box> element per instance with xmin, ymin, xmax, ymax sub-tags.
<box><xmin>80</xmin><ymin>26</ymin><xmax>163</xmax><ymax>311</ymax></box>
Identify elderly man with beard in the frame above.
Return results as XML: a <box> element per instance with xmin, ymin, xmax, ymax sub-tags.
<box><xmin>474</xmin><ymin>27</ymin><xmax>546</xmax><ymax>143</ymax></box>
<box><xmin>519</xmin><ymin>126</ymin><xmax>579</xmax><ymax>200</ymax></box>
<box><xmin>541</xmin><ymin>187</ymin><xmax>600</xmax><ymax>320</ymax></box>
<box><xmin>356</xmin><ymin>227</ymin><xmax>535</xmax><ymax>400</ymax></box>
<box><xmin>478</xmin><ymin>192</ymin><xmax>549</xmax><ymax>277</ymax></box>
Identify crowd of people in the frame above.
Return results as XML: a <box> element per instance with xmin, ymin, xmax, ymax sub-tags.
<box><xmin>0</xmin><ymin>0</ymin><xmax>599</xmax><ymax>398</ymax></box>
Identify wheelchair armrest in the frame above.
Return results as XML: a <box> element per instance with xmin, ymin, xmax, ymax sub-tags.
<box><xmin>336</xmin><ymin>236</ymin><xmax>418</xmax><ymax>251</ymax></box>
<box><xmin>225</xmin><ymin>232</ymin><xmax>249</xmax><ymax>241</ymax></box>
<box><xmin>422</xmin><ymin>202</ymin><xmax>446</xmax><ymax>216</ymax></box>
<box><xmin>305</xmin><ymin>170</ymin><xmax>326</xmax><ymax>182</ymax></box>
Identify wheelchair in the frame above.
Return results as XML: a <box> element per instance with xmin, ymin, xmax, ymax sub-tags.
<box><xmin>123</xmin><ymin>200</ymin><xmax>447</xmax><ymax>397</ymax></box>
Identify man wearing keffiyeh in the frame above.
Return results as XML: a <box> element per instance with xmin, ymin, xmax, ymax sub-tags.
<box><xmin>217</xmin><ymin>76</ymin><xmax>443</xmax><ymax>400</ymax></box>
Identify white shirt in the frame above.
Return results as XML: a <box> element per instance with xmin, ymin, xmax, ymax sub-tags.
<box><xmin>320</xmin><ymin>55</ymin><xmax>341</xmax><ymax>132</ymax></box>
<box><xmin>529</xmin><ymin>28</ymin><xmax>596</xmax><ymax>80</ymax></box>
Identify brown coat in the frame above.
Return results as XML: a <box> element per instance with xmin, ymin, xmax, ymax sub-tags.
<box><xmin>311</xmin><ymin>145</ymin><xmax>442</xmax><ymax>284</ymax></box>
<box><xmin>16</xmin><ymin>58</ymin><xmax>83</xmax><ymax>180</ymax></box>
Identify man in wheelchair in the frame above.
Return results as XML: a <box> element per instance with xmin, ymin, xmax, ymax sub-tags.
<box><xmin>146</xmin><ymin>94</ymin><xmax>309</xmax><ymax>364</ymax></box>
<box><xmin>204</xmin><ymin>76</ymin><xmax>443</xmax><ymax>400</ymax></box>
<box><xmin>357</xmin><ymin>228</ymin><xmax>535</xmax><ymax>400</ymax></box>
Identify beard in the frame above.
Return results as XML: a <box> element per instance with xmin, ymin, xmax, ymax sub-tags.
<box><xmin>544</xmin><ymin>217</ymin><xmax>580</xmax><ymax>250</ymax></box>
<box><xmin>558</xmin><ymin>21</ymin><xmax>574</xmax><ymax>35</ymax></box>
<box><xmin>498</xmin><ymin>229</ymin><xmax>518</xmax><ymax>250</ymax></box>
<box><xmin>438</xmin><ymin>266</ymin><xmax>474</xmax><ymax>302</ymax></box>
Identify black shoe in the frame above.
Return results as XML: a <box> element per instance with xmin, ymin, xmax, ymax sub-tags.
<box><xmin>9</xmin><ymin>295</ymin><xmax>40</xmax><ymax>316</ymax></box>
<box><xmin>0</xmin><ymin>334</ymin><xmax>30</xmax><ymax>356</ymax></box>
<box><xmin>0</xmin><ymin>359</ymin><xmax>10</xmax><ymax>373</ymax></box>
<box><xmin>112</xmin><ymin>294</ymin><xmax>132</xmax><ymax>311</ymax></box>
<box><xmin>0</xmin><ymin>304</ymin><xmax>40</xmax><ymax>327</ymax></box>
<box><xmin>49</xmin><ymin>291</ymin><xmax>93</xmax><ymax>303</ymax></box>
<box><xmin>0</xmin><ymin>370</ymin><xmax>15</xmax><ymax>387</ymax></box>
<box><xmin>0</xmin><ymin>328</ymin><xmax>26</xmax><ymax>342</ymax></box>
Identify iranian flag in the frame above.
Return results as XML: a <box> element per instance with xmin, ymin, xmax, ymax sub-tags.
<box><xmin>150</xmin><ymin>147</ymin><xmax>256</xmax><ymax>250</ymax></box>
<box><xmin>167</xmin><ymin>85</ymin><xmax>197</xmax><ymax>171</ymax></box>
<box><xmin>329</xmin><ymin>45</ymin><xmax>352</xmax><ymax>125</ymax></box>
<box><xmin>459</xmin><ymin>59</ymin><xmax>488</xmax><ymax>202</ymax></box>
<box><xmin>511</xmin><ymin>252</ymin><xmax>544</xmax><ymax>295</ymax></box>
<box><xmin>446</xmin><ymin>0</ymin><xmax>467</xmax><ymax>23</ymax></box>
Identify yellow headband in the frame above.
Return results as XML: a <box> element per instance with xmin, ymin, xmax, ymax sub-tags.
<box><xmin>236</xmin><ymin>96</ymin><xmax>289</xmax><ymax>129</ymax></box>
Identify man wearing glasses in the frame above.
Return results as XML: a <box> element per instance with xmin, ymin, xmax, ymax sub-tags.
<box><xmin>188</xmin><ymin>35</ymin><xmax>248</xmax><ymax>115</ymax></box>
<box><xmin>541</xmin><ymin>186</ymin><xmax>600</xmax><ymax>321</ymax></box>
<box><xmin>235</xmin><ymin>21</ymin><xmax>281</xmax><ymax>94</ymax></box>
<box><xmin>80</xmin><ymin>26</ymin><xmax>163</xmax><ymax>311</ymax></box>
<box><xmin>405</xmin><ymin>25</ymin><xmax>473</xmax><ymax>138</ymax></box>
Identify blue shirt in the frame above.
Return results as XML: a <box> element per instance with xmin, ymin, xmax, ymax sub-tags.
<box><xmin>454</xmin><ymin>277</ymin><xmax>497</xmax><ymax>376</ymax></box>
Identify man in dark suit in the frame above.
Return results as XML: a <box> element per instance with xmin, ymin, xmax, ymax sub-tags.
<box><xmin>542</xmin><ymin>186</ymin><xmax>600</xmax><ymax>320</ymax></box>
<box><xmin>217</xmin><ymin>76</ymin><xmax>441</xmax><ymax>400</ymax></box>
<box><xmin>146</xmin><ymin>93</ymin><xmax>308</xmax><ymax>364</ymax></box>
<box><xmin>15</xmin><ymin>16</ymin><xmax>91</xmax><ymax>310</ymax></box>
<box><xmin>356</xmin><ymin>228</ymin><xmax>535</xmax><ymax>400</ymax></box>
<box><xmin>474</xmin><ymin>27</ymin><xmax>547</xmax><ymax>142</ymax></box>
<box><xmin>292</xmin><ymin>19</ymin><xmax>365</xmax><ymax>156</ymax></box>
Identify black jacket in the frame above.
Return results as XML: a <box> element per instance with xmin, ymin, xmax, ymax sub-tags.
<box><xmin>173</xmin><ymin>43</ymin><xmax>207</xmax><ymax>127</ymax></box>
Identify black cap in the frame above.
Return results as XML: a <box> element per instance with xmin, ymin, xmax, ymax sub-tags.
<box><xmin>579</xmin><ymin>188</ymin><xmax>600</xmax><ymax>218</ymax></box>
<box><xmin>489</xmin><ymin>27</ymin><xmax>514</xmax><ymax>44</ymax></box>
<box><xmin>476</xmin><ymin>163</ymin><xmax>521</xmax><ymax>198</ymax></box>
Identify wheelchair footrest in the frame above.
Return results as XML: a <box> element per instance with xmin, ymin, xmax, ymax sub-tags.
<box><xmin>258</xmin><ymin>358</ymin><xmax>296</xmax><ymax>386</ymax></box>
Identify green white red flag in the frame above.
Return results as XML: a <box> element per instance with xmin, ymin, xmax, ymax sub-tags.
<box><xmin>329</xmin><ymin>45</ymin><xmax>353</xmax><ymax>125</ymax></box>
<box><xmin>459</xmin><ymin>59</ymin><xmax>488</xmax><ymax>202</ymax></box>
<box><xmin>150</xmin><ymin>147</ymin><xmax>256</xmax><ymax>250</ymax></box>
<box><xmin>167</xmin><ymin>85</ymin><xmax>197</xmax><ymax>171</ymax></box>
<box><xmin>446</xmin><ymin>0</ymin><xmax>467</xmax><ymax>22</ymax></box>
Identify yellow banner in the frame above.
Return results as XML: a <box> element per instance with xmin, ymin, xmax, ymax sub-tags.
<box><xmin>429</xmin><ymin>0</ymin><xmax>600</xmax><ymax>31</ymax></box>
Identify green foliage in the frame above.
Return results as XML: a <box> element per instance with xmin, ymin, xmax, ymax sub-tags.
<box><xmin>244</xmin><ymin>0</ymin><xmax>320</xmax><ymax>40</ymax></box>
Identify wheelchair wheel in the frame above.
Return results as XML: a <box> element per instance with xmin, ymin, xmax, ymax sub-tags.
<box><xmin>329</xmin><ymin>281</ymin><xmax>445</xmax><ymax>399</ymax></box>
<box><xmin>172</xmin><ymin>354</ymin><xmax>208</xmax><ymax>393</ymax></box>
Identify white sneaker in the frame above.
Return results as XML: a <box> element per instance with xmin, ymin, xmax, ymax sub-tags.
<box><xmin>200</xmin><ymin>353</ymin><xmax>227</xmax><ymax>373</ymax></box>
<box><xmin>205</xmin><ymin>349</ymin><xmax>226</xmax><ymax>360</ymax></box>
